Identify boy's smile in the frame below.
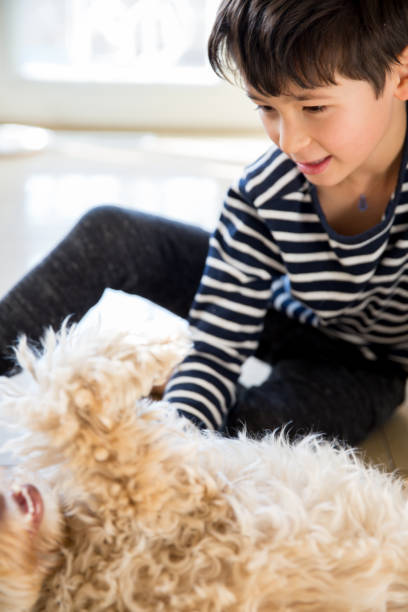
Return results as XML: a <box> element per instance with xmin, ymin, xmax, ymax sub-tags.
<box><xmin>247</xmin><ymin>72</ymin><xmax>406</xmax><ymax>198</ymax></box>
<box><xmin>294</xmin><ymin>155</ymin><xmax>332</xmax><ymax>176</ymax></box>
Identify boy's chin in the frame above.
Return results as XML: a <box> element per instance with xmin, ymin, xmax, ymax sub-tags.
<box><xmin>305</xmin><ymin>171</ymin><xmax>337</xmax><ymax>187</ymax></box>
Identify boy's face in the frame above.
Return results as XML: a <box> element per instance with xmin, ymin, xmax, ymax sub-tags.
<box><xmin>247</xmin><ymin>73</ymin><xmax>405</xmax><ymax>190</ymax></box>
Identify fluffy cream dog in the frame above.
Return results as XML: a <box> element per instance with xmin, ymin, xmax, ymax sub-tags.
<box><xmin>1</xmin><ymin>323</ymin><xmax>408</xmax><ymax>611</ymax></box>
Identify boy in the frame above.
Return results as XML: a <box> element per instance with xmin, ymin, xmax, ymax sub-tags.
<box><xmin>1</xmin><ymin>0</ymin><xmax>408</xmax><ymax>444</ymax></box>
<box><xmin>165</xmin><ymin>0</ymin><xmax>408</xmax><ymax>442</ymax></box>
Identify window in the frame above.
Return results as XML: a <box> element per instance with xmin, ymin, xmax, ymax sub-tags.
<box><xmin>0</xmin><ymin>0</ymin><xmax>258</xmax><ymax>131</ymax></box>
<box><xmin>13</xmin><ymin>0</ymin><xmax>217</xmax><ymax>84</ymax></box>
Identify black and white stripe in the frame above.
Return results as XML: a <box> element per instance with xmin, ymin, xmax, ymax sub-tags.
<box><xmin>165</xmin><ymin>118</ymin><xmax>408</xmax><ymax>430</ymax></box>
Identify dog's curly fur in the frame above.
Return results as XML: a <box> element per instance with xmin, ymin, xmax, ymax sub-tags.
<box><xmin>1</xmin><ymin>323</ymin><xmax>408</xmax><ymax>611</ymax></box>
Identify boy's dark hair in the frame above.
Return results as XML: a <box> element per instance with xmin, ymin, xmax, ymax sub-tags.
<box><xmin>208</xmin><ymin>0</ymin><xmax>408</xmax><ymax>97</ymax></box>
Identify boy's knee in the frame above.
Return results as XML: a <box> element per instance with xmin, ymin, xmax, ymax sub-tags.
<box><xmin>57</xmin><ymin>205</ymin><xmax>129</xmax><ymax>258</ymax></box>
<box><xmin>78</xmin><ymin>205</ymin><xmax>125</xmax><ymax>231</ymax></box>
<box><xmin>70</xmin><ymin>205</ymin><xmax>132</xmax><ymax>246</ymax></box>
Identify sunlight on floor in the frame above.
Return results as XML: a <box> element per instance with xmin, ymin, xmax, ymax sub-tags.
<box><xmin>0</xmin><ymin>129</ymin><xmax>266</xmax><ymax>297</ymax></box>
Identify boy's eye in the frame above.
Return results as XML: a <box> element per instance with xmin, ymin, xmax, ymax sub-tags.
<box><xmin>255</xmin><ymin>104</ymin><xmax>327</xmax><ymax>114</ymax></box>
<box><xmin>255</xmin><ymin>105</ymin><xmax>275</xmax><ymax>113</ymax></box>
<box><xmin>304</xmin><ymin>105</ymin><xmax>326</xmax><ymax>114</ymax></box>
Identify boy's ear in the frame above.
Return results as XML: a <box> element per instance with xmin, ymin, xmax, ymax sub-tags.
<box><xmin>394</xmin><ymin>46</ymin><xmax>408</xmax><ymax>101</ymax></box>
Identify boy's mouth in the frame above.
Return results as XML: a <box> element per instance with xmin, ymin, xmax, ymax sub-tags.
<box><xmin>295</xmin><ymin>155</ymin><xmax>332</xmax><ymax>175</ymax></box>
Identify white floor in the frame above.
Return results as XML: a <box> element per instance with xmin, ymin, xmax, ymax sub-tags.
<box><xmin>0</xmin><ymin>127</ymin><xmax>267</xmax><ymax>298</ymax></box>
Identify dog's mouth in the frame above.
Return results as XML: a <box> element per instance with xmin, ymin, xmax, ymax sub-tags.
<box><xmin>11</xmin><ymin>484</ymin><xmax>44</xmax><ymax>531</ymax></box>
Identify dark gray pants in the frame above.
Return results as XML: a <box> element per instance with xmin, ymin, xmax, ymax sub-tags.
<box><xmin>0</xmin><ymin>205</ymin><xmax>405</xmax><ymax>444</ymax></box>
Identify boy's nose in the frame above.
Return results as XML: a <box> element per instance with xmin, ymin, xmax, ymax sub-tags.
<box><xmin>278</xmin><ymin>119</ymin><xmax>311</xmax><ymax>156</ymax></box>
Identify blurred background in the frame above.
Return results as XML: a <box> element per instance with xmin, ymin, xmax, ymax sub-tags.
<box><xmin>0</xmin><ymin>0</ymin><xmax>266</xmax><ymax>297</ymax></box>
<box><xmin>0</xmin><ymin>0</ymin><xmax>262</xmax><ymax>130</ymax></box>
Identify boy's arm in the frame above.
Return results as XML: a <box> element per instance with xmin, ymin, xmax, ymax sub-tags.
<box><xmin>163</xmin><ymin>180</ymin><xmax>285</xmax><ymax>430</ymax></box>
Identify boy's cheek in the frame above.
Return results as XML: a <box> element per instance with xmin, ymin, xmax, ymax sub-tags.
<box><xmin>320</xmin><ymin>123</ymin><xmax>358</xmax><ymax>156</ymax></box>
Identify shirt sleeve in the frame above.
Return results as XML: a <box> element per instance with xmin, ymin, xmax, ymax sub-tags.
<box><xmin>163</xmin><ymin>178</ymin><xmax>286</xmax><ymax>430</ymax></box>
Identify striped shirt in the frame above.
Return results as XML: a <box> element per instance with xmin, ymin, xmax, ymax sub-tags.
<box><xmin>165</xmin><ymin>118</ymin><xmax>408</xmax><ymax>431</ymax></box>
